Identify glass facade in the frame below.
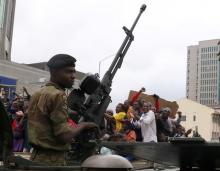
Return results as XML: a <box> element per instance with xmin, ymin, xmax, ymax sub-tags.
<box><xmin>199</xmin><ymin>45</ymin><xmax>220</xmax><ymax>105</ymax></box>
<box><xmin>0</xmin><ymin>0</ymin><xmax>6</xmax><ymax>28</ymax></box>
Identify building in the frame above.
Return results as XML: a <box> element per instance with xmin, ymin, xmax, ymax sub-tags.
<box><xmin>0</xmin><ymin>59</ymin><xmax>50</xmax><ymax>97</ymax></box>
<box><xmin>25</xmin><ymin>62</ymin><xmax>86</xmax><ymax>80</ymax></box>
<box><xmin>0</xmin><ymin>0</ymin><xmax>86</xmax><ymax>99</ymax></box>
<box><xmin>26</xmin><ymin>62</ymin><xmax>50</xmax><ymax>71</ymax></box>
<box><xmin>0</xmin><ymin>0</ymin><xmax>16</xmax><ymax>61</ymax></box>
<box><xmin>177</xmin><ymin>98</ymin><xmax>220</xmax><ymax>142</ymax></box>
<box><xmin>0</xmin><ymin>60</ymin><xmax>86</xmax><ymax>100</ymax></box>
<box><xmin>186</xmin><ymin>39</ymin><xmax>220</xmax><ymax>107</ymax></box>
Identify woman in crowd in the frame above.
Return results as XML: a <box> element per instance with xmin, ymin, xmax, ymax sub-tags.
<box><xmin>12</xmin><ymin>110</ymin><xmax>25</xmax><ymax>152</ymax></box>
<box><xmin>105</xmin><ymin>103</ymin><xmax>127</xmax><ymax>133</ymax></box>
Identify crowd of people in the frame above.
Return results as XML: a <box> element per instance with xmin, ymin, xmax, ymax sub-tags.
<box><xmin>0</xmin><ymin>86</ymin><xmax>195</xmax><ymax>153</ymax></box>
<box><xmin>101</xmin><ymin>87</ymin><xmax>194</xmax><ymax>145</ymax></box>
<box><xmin>0</xmin><ymin>87</ymin><xmax>31</xmax><ymax>152</ymax></box>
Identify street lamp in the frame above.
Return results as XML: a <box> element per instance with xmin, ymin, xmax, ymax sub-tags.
<box><xmin>98</xmin><ymin>53</ymin><xmax>115</xmax><ymax>77</ymax></box>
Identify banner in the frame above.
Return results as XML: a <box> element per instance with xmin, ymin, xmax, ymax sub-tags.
<box><xmin>128</xmin><ymin>90</ymin><xmax>179</xmax><ymax>118</ymax></box>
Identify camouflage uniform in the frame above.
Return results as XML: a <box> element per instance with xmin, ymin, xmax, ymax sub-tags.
<box><xmin>28</xmin><ymin>82</ymin><xmax>74</xmax><ymax>165</ymax></box>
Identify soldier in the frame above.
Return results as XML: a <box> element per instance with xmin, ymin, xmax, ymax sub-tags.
<box><xmin>28</xmin><ymin>54</ymin><xmax>97</xmax><ymax>165</ymax></box>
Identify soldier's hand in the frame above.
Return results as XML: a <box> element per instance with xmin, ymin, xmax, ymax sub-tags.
<box><xmin>79</xmin><ymin>122</ymin><xmax>98</xmax><ymax>130</ymax></box>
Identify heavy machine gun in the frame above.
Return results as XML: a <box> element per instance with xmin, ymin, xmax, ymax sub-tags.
<box><xmin>67</xmin><ymin>4</ymin><xmax>146</xmax><ymax>162</ymax></box>
<box><xmin>68</xmin><ymin>4</ymin><xmax>146</xmax><ymax>128</ymax></box>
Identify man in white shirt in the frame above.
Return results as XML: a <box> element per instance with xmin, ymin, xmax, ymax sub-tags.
<box><xmin>133</xmin><ymin>102</ymin><xmax>157</xmax><ymax>142</ymax></box>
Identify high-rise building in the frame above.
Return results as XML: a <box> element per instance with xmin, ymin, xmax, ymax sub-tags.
<box><xmin>186</xmin><ymin>39</ymin><xmax>220</xmax><ymax>107</ymax></box>
<box><xmin>0</xmin><ymin>0</ymin><xmax>16</xmax><ymax>61</ymax></box>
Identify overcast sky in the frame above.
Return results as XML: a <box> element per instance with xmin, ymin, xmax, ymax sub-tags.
<box><xmin>11</xmin><ymin>0</ymin><xmax>220</xmax><ymax>109</ymax></box>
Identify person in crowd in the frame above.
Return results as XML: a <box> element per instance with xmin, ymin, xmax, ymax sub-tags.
<box><xmin>105</xmin><ymin>103</ymin><xmax>127</xmax><ymax>133</ymax></box>
<box><xmin>123</xmin><ymin>123</ymin><xmax>136</xmax><ymax>142</ymax></box>
<box><xmin>137</xmin><ymin>98</ymin><xmax>146</xmax><ymax>113</ymax></box>
<box><xmin>132</xmin><ymin>102</ymin><xmax>157</xmax><ymax>142</ymax></box>
<box><xmin>8</xmin><ymin>100</ymin><xmax>19</xmax><ymax>121</ymax></box>
<box><xmin>174</xmin><ymin>111</ymin><xmax>182</xmax><ymax>126</ymax></box>
<box><xmin>167</xmin><ymin>110</ymin><xmax>182</xmax><ymax>133</ymax></box>
<box><xmin>124</xmin><ymin>87</ymin><xmax>145</xmax><ymax>120</ymax></box>
<box><xmin>173</xmin><ymin>125</ymin><xmax>192</xmax><ymax>138</ymax></box>
<box><xmin>17</xmin><ymin>100</ymin><xmax>24</xmax><ymax>112</ymax></box>
<box><xmin>22</xmin><ymin>95</ymin><xmax>32</xmax><ymax>152</ymax></box>
<box><xmin>156</xmin><ymin>108</ymin><xmax>173</xmax><ymax>142</ymax></box>
<box><xmin>152</xmin><ymin>94</ymin><xmax>160</xmax><ymax>112</ymax></box>
<box><xmin>103</xmin><ymin>109</ymin><xmax>115</xmax><ymax>135</ymax></box>
<box><xmin>130</xmin><ymin>103</ymin><xmax>143</xmax><ymax>142</ymax></box>
<box><xmin>123</xmin><ymin>100</ymin><xmax>130</xmax><ymax>114</ymax></box>
<box><xmin>12</xmin><ymin>110</ymin><xmax>25</xmax><ymax>152</ymax></box>
<box><xmin>0</xmin><ymin>90</ymin><xmax>10</xmax><ymax>110</ymax></box>
<box><xmin>128</xmin><ymin>98</ymin><xmax>145</xmax><ymax>142</ymax></box>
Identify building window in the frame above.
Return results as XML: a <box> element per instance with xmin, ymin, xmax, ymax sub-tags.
<box><xmin>181</xmin><ymin>115</ymin><xmax>186</xmax><ymax>121</ymax></box>
<box><xmin>193</xmin><ymin>115</ymin><xmax>196</xmax><ymax>121</ymax></box>
<box><xmin>188</xmin><ymin>50</ymin><xmax>190</xmax><ymax>55</ymax></box>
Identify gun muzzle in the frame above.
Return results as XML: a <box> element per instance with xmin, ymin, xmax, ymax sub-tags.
<box><xmin>140</xmin><ymin>4</ymin><xmax>147</xmax><ymax>12</ymax></box>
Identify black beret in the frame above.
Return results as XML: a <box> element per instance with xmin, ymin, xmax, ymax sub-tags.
<box><xmin>47</xmin><ymin>54</ymin><xmax>76</xmax><ymax>70</ymax></box>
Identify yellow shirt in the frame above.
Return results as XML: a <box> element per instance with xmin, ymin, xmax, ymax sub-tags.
<box><xmin>113</xmin><ymin>112</ymin><xmax>126</xmax><ymax>132</ymax></box>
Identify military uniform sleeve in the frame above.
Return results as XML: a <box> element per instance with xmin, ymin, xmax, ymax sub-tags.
<box><xmin>48</xmin><ymin>93</ymin><xmax>73</xmax><ymax>137</ymax></box>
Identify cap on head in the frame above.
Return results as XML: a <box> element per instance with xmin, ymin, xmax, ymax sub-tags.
<box><xmin>47</xmin><ymin>54</ymin><xmax>76</xmax><ymax>70</ymax></box>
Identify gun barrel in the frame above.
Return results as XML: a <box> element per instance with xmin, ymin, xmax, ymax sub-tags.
<box><xmin>130</xmin><ymin>4</ymin><xmax>147</xmax><ymax>32</ymax></box>
<box><xmin>102</xmin><ymin>4</ymin><xmax>146</xmax><ymax>84</ymax></box>
<box><xmin>140</xmin><ymin>4</ymin><xmax>147</xmax><ymax>12</ymax></box>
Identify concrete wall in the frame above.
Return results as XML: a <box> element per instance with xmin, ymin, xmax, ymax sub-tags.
<box><xmin>0</xmin><ymin>60</ymin><xmax>50</xmax><ymax>94</ymax></box>
<box><xmin>177</xmin><ymin>98</ymin><xmax>214</xmax><ymax>141</ymax></box>
<box><xmin>0</xmin><ymin>60</ymin><xmax>84</xmax><ymax>96</ymax></box>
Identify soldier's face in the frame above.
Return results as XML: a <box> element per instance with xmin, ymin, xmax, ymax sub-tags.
<box><xmin>57</xmin><ymin>67</ymin><xmax>76</xmax><ymax>88</ymax></box>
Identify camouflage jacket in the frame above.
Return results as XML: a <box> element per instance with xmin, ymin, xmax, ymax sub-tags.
<box><xmin>28</xmin><ymin>82</ymin><xmax>73</xmax><ymax>151</ymax></box>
